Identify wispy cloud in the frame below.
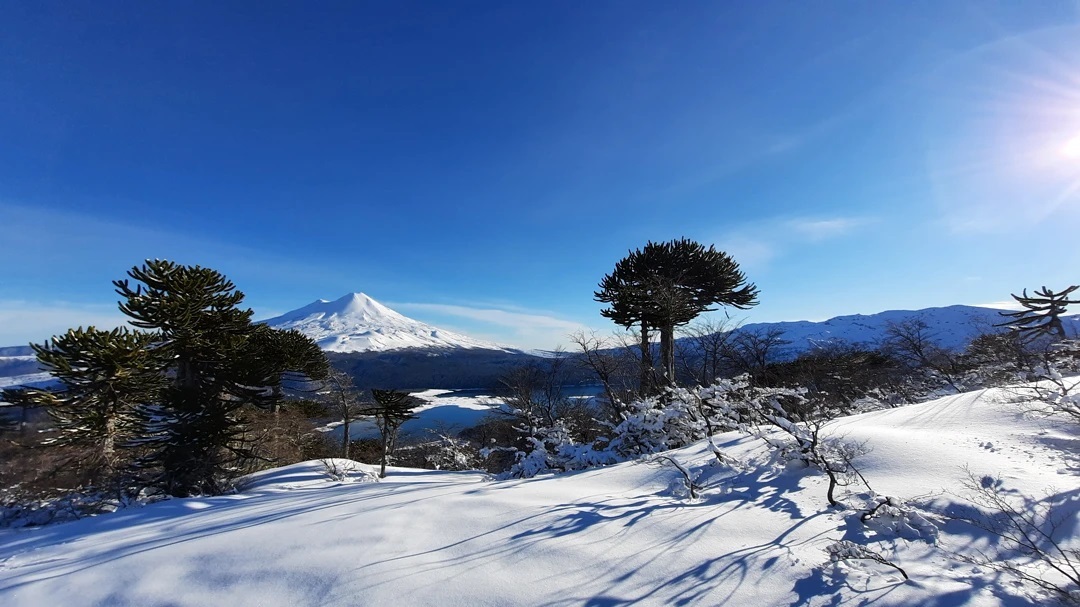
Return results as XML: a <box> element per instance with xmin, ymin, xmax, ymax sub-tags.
<box><xmin>712</xmin><ymin>236</ymin><xmax>779</xmax><ymax>273</ymax></box>
<box><xmin>786</xmin><ymin>217</ymin><xmax>869</xmax><ymax>241</ymax></box>
<box><xmin>393</xmin><ymin>302</ymin><xmax>593</xmax><ymax>350</ymax></box>
<box><xmin>714</xmin><ymin>215</ymin><xmax>874</xmax><ymax>272</ymax></box>
<box><xmin>0</xmin><ymin>301</ymin><xmax>130</xmax><ymax>345</ymax></box>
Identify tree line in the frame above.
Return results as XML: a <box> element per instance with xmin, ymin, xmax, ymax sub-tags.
<box><xmin>0</xmin><ymin>260</ymin><xmax>419</xmax><ymax>513</ymax></box>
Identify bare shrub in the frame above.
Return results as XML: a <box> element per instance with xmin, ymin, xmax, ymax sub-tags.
<box><xmin>825</xmin><ymin>540</ymin><xmax>908</xmax><ymax>580</ymax></box>
<box><xmin>945</xmin><ymin>472</ymin><xmax>1080</xmax><ymax>604</ymax></box>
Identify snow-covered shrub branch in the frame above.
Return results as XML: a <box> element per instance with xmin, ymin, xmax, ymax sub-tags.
<box><xmin>825</xmin><ymin>540</ymin><xmax>908</xmax><ymax>580</ymax></box>
<box><xmin>946</xmin><ymin>472</ymin><xmax>1080</xmax><ymax>604</ymax></box>
<box><xmin>498</xmin><ymin>413</ymin><xmax>616</xmax><ymax>479</ymax></box>
<box><xmin>744</xmin><ymin>386</ymin><xmax>873</xmax><ymax>507</ymax></box>
<box><xmin>495</xmin><ymin>377</ymin><xmax>758</xmax><ymax>479</ymax></box>
<box><xmin>1028</xmin><ymin>363</ymin><xmax>1080</xmax><ymax>424</ymax></box>
<box><xmin>859</xmin><ymin>494</ymin><xmax>940</xmax><ymax>543</ymax></box>
<box><xmin>649</xmin><ymin>454</ymin><xmax>702</xmax><ymax>500</ymax></box>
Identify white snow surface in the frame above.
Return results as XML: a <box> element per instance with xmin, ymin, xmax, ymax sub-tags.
<box><xmin>0</xmin><ymin>372</ymin><xmax>54</xmax><ymax>390</ymax></box>
<box><xmin>261</xmin><ymin>292</ymin><xmax>514</xmax><ymax>353</ymax></box>
<box><xmin>1</xmin><ymin>384</ymin><xmax>1078</xmax><ymax>606</ymax></box>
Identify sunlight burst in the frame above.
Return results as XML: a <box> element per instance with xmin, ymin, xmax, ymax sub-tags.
<box><xmin>1064</xmin><ymin>133</ymin><xmax>1080</xmax><ymax>159</ymax></box>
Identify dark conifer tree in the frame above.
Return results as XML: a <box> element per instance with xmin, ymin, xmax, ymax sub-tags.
<box><xmin>4</xmin><ymin>326</ymin><xmax>164</xmax><ymax>483</ymax></box>
<box><xmin>998</xmin><ymin>285</ymin><xmax>1080</xmax><ymax>342</ymax></box>
<box><xmin>596</xmin><ymin>259</ymin><xmax>659</xmax><ymax>395</ymax></box>
<box><xmin>368</xmin><ymin>389</ymin><xmax>419</xmax><ymax>478</ymax></box>
<box><xmin>115</xmin><ymin>260</ymin><xmax>327</xmax><ymax>496</ymax></box>
<box><xmin>597</xmin><ymin>239</ymin><xmax>759</xmax><ymax>388</ymax></box>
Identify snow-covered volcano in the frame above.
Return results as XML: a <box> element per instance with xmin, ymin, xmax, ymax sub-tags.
<box><xmin>262</xmin><ymin>293</ymin><xmax>511</xmax><ymax>353</ymax></box>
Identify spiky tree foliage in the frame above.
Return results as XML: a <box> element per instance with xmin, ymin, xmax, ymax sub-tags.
<box><xmin>0</xmin><ymin>406</ymin><xmax>18</xmax><ymax>435</ymax></box>
<box><xmin>243</xmin><ymin>326</ymin><xmax>330</xmax><ymax>399</ymax></box>
<box><xmin>596</xmin><ymin>261</ymin><xmax>658</xmax><ymax>395</ymax></box>
<box><xmin>1</xmin><ymin>387</ymin><xmax>31</xmax><ymax>435</ymax></box>
<box><xmin>115</xmin><ymin>260</ymin><xmax>327</xmax><ymax>496</ymax></box>
<box><xmin>998</xmin><ymin>285</ymin><xmax>1080</xmax><ymax>342</ymax></box>
<box><xmin>368</xmin><ymin>389</ymin><xmax>419</xmax><ymax>478</ymax></box>
<box><xmin>3</xmin><ymin>327</ymin><xmax>164</xmax><ymax>481</ymax></box>
<box><xmin>597</xmin><ymin>239</ymin><xmax>758</xmax><ymax>388</ymax></box>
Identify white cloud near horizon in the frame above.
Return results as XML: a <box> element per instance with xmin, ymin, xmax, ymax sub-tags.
<box><xmin>715</xmin><ymin>215</ymin><xmax>874</xmax><ymax>272</ymax></box>
<box><xmin>393</xmin><ymin>302</ymin><xmax>594</xmax><ymax>350</ymax></box>
<box><xmin>0</xmin><ymin>301</ymin><xmax>130</xmax><ymax>346</ymax></box>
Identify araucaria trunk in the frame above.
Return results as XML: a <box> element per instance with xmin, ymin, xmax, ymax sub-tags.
<box><xmin>639</xmin><ymin>324</ymin><xmax>653</xmax><ymax>395</ymax></box>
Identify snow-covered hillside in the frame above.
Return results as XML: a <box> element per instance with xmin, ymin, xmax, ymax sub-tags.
<box><xmin>717</xmin><ymin>304</ymin><xmax>1080</xmax><ymax>359</ymax></box>
<box><xmin>1</xmin><ymin>383</ymin><xmax>1075</xmax><ymax>606</ymax></box>
<box><xmin>0</xmin><ymin>349</ymin><xmax>50</xmax><ymax>391</ymax></box>
<box><xmin>262</xmin><ymin>292</ymin><xmax>514</xmax><ymax>353</ymax></box>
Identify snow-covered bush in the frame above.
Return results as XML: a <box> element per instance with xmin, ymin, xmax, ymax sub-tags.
<box><xmin>825</xmin><ymin>540</ymin><xmax>908</xmax><ymax>580</ymax></box>
<box><xmin>498</xmin><ymin>377</ymin><xmax>759</xmax><ymax>479</ymax></box>
<box><xmin>421</xmin><ymin>434</ymin><xmax>483</xmax><ymax>471</ymax></box>
<box><xmin>500</xmin><ymin>417</ymin><xmax>616</xmax><ymax>479</ymax></box>
<box><xmin>608</xmin><ymin>376</ymin><xmax>758</xmax><ymax>460</ymax></box>
<box><xmin>319</xmin><ymin>458</ymin><xmax>376</xmax><ymax>483</ymax></box>
<box><xmin>496</xmin><ymin>373</ymin><xmax>876</xmax><ymax>494</ymax></box>
<box><xmin>606</xmin><ymin>390</ymin><xmax>702</xmax><ymax>458</ymax></box>
<box><xmin>1031</xmin><ymin>364</ymin><xmax>1080</xmax><ymax>424</ymax></box>
<box><xmin>747</xmin><ymin>386</ymin><xmax>873</xmax><ymax>506</ymax></box>
<box><xmin>650</xmin><ymin>454</ymin><xmax>703</xmax><ymax>500</ymax></box>
<box><xmin>859</xmin><ymin>494</ymin><xmax>939</xmax><ymax>543</ymax></box>
<box><xmin>0</xmin><ymin>488</ymin><xmax>160</xmax><ymax>529</ymax></box>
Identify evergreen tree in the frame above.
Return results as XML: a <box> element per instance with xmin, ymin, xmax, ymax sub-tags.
<box><xmin>243</xmin><ymin>326</ymin><xmax>330</xmax><ymax>402</ymax></box>
<box><xmin>998</xmin><ymin>285</ymin><xmax>1080</xmax><ymax>342</ymax></box>
<box><xmin>596</xmin><ymin>257</ymin><xmax>659</xmax><ymax>395</ymax></box>
<box><xmin>115</xmin><ymin>260</ymin><xmax>327</xmax><ymax>496</ymax></box>
<box><xmin>2</xmin><ymin>327</ymin><xmax>163</xmax><ymax>483</ymax></box>
<box><xmin>597</xmin><ymin>239</ymin><xmax>758</xmax><ymax>388</ymax></box>
<box><xmin>367</xmin><ymin>389</ymin><xmax>419</xmax><ymax>478</ymax></box>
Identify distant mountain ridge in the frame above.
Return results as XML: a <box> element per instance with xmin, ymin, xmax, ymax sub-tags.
<box><xmin>709</xmin><ymin>304</ymin><xmax>1080</xmax><ymax>360</ymax></box>
<box><xmin>5</xmin><ymin>302</ymin><xmax>1080</xmax><ymax>391</ymax></box>
<box><xmin>261</xmin><ymin>293</ymin><xmax>515</xmax><ymax>354</ymax></box>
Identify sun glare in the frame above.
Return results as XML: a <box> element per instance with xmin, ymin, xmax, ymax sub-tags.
<box><xmin>1064</xmin><ymin>133</ymin><xmax>1080</xmax><ymax>160</ymax></box>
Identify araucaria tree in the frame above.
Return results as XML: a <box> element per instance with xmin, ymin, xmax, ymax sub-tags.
<box><xmin>595</xmin><ymin>258</ymin><xmax>659</xmax><ymax>394</ymax></box>
<box><xmin>368</xmin><ymin>389</ymin><xmax>419</xmax><ymax>478</ymax></box>
<box><xmin>998</xmin><ymin>285</ymin><xmax>1080</xmax><ymax>342</ymax></box>
<box><xmin>596</xmin><ymin>238</ymin><xmax>758</xmax><ymax>389</ymax></box>
<box><xmin>5</xmin><ymin>327</ymin><xmax>164</xmax><ymax>484</ymax></box>
<box><xmin>115</xmin><ymin>261</ymin><xmax>328</xmax><ymax>496</ymax></box>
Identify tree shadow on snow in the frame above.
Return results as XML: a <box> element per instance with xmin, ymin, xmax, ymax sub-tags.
<box><xmin>0</xmin><ymin>477</ymin><xmax>478</xmax><ymax>594</ymax></box>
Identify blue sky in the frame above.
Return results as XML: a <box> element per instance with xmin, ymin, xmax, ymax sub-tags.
<box><xmin>3</xmin><ymin>2</ymin><xmax>1080</xmax><ymax>349</ymax></box>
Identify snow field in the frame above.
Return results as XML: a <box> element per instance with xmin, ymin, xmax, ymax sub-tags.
<box><xmin>0</xmin><ymin>383</ymin><xmax>1076</xmax><ymax>606</ymax></box>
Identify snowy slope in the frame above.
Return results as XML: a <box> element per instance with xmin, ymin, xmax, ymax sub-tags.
<box><xmin>1</xmin><ymin>383</ymin><xmax>1076</xmax><ymax>606</ymax></box>
<box><xmin>261</xmin><ymin>292</ymin><xmax>514</xmax><ymax>353</ymax></box>
<box><xmin>0</xmin><ymin>350</ymin><xmax>50</xmax><ymax>391</ymax></box>
<box><xmin>718</xmin><ymin>304</ymin><xmax>1080</xmax><ymax>359</ymax></box>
